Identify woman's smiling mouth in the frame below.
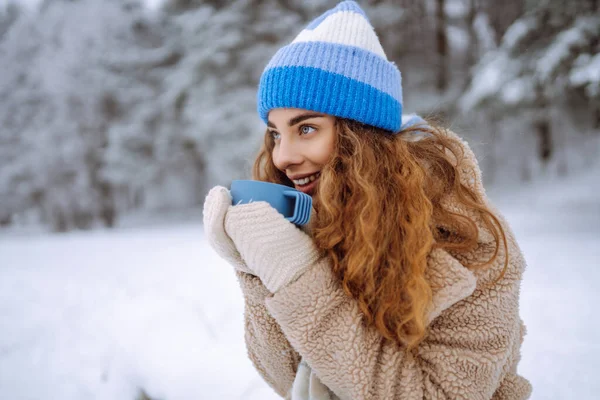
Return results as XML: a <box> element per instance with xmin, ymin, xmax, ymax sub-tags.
<box><xmin>291</xmin><ymin>172</ymin><xmax>321</xmax><ymax>195</ymax></box>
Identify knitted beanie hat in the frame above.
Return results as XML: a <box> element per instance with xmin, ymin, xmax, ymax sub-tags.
<box><xmin>257</xmin><ymin>1</ymin><xmax>403</xmax><ymax>133</ymax></box>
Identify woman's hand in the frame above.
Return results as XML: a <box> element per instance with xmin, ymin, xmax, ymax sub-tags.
<box><xmin>224</xmin><ymin>198</ymin><xmax>321</xmax><ymax>293</ymax></box>
<box><xmin>202</xmin><ymin>186</ymin><xmax>254</xmax><ymax>275</ymax></box>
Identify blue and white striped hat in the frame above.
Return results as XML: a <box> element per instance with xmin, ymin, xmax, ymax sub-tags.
<box><xmin>257</xmin><ymin>1</ymin><xmax>403</xmax><ymax>132</ymax></box>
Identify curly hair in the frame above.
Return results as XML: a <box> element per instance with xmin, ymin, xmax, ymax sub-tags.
<box><xmin>252</xmin><ymin>118</ymin><xmax>508</xmax><ymax>350</ymax></box>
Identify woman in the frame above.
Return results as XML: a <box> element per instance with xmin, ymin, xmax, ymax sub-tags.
<box><xmin>203</xmin><ymin>1</ymin><xmax>532</xmax><ymax>399</ymax></box>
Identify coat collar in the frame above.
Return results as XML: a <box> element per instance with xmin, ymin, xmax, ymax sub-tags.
<box><xmin>425</xmin><ymin>248</ymin><xmax>477</xmax><ymax>324</ymax></box>
<box><xmin>424</xmin><ymin>130</ymin><xmax>493</xmax><ymax>323</ymax></box>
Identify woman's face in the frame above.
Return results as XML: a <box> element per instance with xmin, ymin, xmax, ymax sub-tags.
<box><xmin>268</xmin><ymin>108</ymin><xmax>336</xmax><ymax>196</ymax></box>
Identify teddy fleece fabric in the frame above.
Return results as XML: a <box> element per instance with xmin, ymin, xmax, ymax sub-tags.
<box><xmin>233</xmin><ymin>130</ymin><xmax>532</xmax><ymax>400</ymax></box>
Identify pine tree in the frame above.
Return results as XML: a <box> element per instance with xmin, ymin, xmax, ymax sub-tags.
<box><xmin>461</xmin><ymin>0</ymin><xmax>600</xmax><ymax>176</ymax></box>
<box><xmin>0</xmin><ymin>0</ymin><xmax>172</xmax><ymax>230</ymax></box>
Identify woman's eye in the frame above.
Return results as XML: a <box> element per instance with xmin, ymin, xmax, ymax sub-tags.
<box><xmin>300</xmin><ymin>125</ymin><xmax>316</xmax><ymax>135</ymax></box>
<box><xmin>270</xmin><ymin>131</ymin><xmax>281</xmax><ymax>140</ymax></box>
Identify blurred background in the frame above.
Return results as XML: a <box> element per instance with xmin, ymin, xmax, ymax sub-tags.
<box><xmin>0</xmin><ymin>0</ymin><xmax>598</xmax><ymax>399</ymax></box>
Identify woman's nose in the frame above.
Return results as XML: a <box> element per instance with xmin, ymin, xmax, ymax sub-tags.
<box><xmin>273</xmin><ymin>137</ymin><xmax>303</xmax><ymax>170</ymax></box>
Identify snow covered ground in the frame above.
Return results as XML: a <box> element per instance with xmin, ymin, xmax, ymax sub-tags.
<box><xmin>1</xmin><ymin>168</ymin><xmax>599</xmax><ymax>400</ymax></box>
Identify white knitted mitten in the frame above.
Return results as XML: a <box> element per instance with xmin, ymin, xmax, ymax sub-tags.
<box><xmin>224</xmin><ymin>200</ymin><xmax>321</xmax><ymax>293</ymax></box>
<box><xmin>202</xmin><ymin>186</ymin><xmax>253</xmax><ymax>275</ymax></box>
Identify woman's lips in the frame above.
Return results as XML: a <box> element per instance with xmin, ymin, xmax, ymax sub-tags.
<box><xmin>295</xmin><ymin>175</ymin><xmax>320</xmax><ymax>195</ymax></box>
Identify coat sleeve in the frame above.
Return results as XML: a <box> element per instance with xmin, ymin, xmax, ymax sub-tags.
<box><xmin>235</xmin><ymin>270</ymin><xmax>301</xmax><ymax>399</ymax></box>
<box><xmin>262</xmin><ymin>249</ymin><xmax>531</xmax><ymax>400</ymax></box>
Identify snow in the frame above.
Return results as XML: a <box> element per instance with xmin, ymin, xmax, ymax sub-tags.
<box><xmin>570</xmin><ymin>53</ymin><xmax>600</xmax><ymax>97</ymax></box>
<box><xmin>488</xmin><ymin>165</ymin><xmax>600</xmax><ymax>400</ymax></box>
<box><xmin>447</xmin><ymin>25</ymin><xmax>469</xmax><ymax>52</ymax></box>
<box><xmin>473</xmin><ymin>12</ymin><xmax>497</xmax><ymax>53</ymax></box>
<box><xmin>571</xmin><ymin>53</ymin><xmax>600</xmax><ymax>84</ymax></box>
<box><xmin>501</xmin><ymin>76</ymin><xmax>535</xmax><ymax>106</ymax></box>
<box><xmin>0</xmin><ymin>222</ymin><xmax>275</xmax><ymax>399</ymax></box>
<box><xmin>501</xmin><ymin>16</ymin><xmax>536</xmax><ymax>51</ymax></box>
<box><xmin>444</xmin><ymin>0</ymin><xmax>467</xmax><ymax>19</ymax></box>
<box><xmin>536</xmin><ymin>21</ymin><xmax>587</xmax><ymax>82</ymax></box>
<box><xmin>1</xmin><ymin>164</ymin><xmax>599</xmax><ymax>400</ymax></box>
<box><xmin>460</xmin><ymin>52</ymin><xmax>512</xmax><ymax>110</ymax></box>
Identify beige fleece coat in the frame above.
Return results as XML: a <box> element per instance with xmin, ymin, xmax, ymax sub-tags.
<box><xmin>234</xmin><ymin>132</ymin><xmax>532</xmax><ymax>400</ymax></box>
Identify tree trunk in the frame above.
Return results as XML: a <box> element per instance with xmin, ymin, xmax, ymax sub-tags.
<box><xmin>487</xmin><ymin>0</ymin><xmax>525</xmax><ymax>41</ymax></box>
<box><xmin>488</xmin><ymin>114</ymin><xmax>499</xmax><ymax>185</ymax></box>
<box><xmin>533</xmin><ymin>83</ymin><xmax>553</xmax><ymax>165</ymax></box>
<box><xmin>463</xmin><ymin>0</ymin><xmax>478</xmax><ymax>91</ymax></box>
<box><xmin>535</xmin><ymin>117</ymin><xmax>553</xmax><ymax>163</ymax></box>
<box><xmin>73</xmin><ymin>208</ymin><xmax>94</xmax><ymax>230</ymax></box>
<box><xmin>521</xmin><ymin>157</ymin><xmax>532</xmax><ymax>182</ymax></box>
<box><xmin>51</xmin><ymin>206</ymin><xmax>68</xmax><ymax>233</ymax></box>
<box><xmin>0</xmin><ymin>214</ymin><xmax>11</xmax><ymax>226</ymax></box>
<box><xmin>435</xmin><ymin>0</ymin><xmax>448</xmax><ymax>92</ymax></box>
<box><xmin>99</xmin><ymin>181</ymin><xmax>116</xmax><ymax>228</ymax></box>
<box><xmin>83</xmin><ymin>145</ymin><xmax>117</xmax><ymax>229</ymax></box>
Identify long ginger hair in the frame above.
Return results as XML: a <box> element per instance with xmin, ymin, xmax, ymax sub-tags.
<box><xmin>253</xmin><ymin>118</ymin><xmax>508</xmax><ymax>350</ymax></box>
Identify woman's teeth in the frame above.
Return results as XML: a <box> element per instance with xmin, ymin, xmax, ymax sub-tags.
<box><xmin>293</xmin><ymin>172</ymin><xmax>320</xmax><ymax>186</ymax></box>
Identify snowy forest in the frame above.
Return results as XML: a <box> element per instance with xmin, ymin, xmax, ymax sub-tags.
<box><xmin>1</xmin><ymin>2</ymin><xmax>599</xmax><ymax>400</ymax></box>
<box><xmin>1</xmin><ymin>0</ymin><xmax>599</xmax><ymax>232</ymax></box>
